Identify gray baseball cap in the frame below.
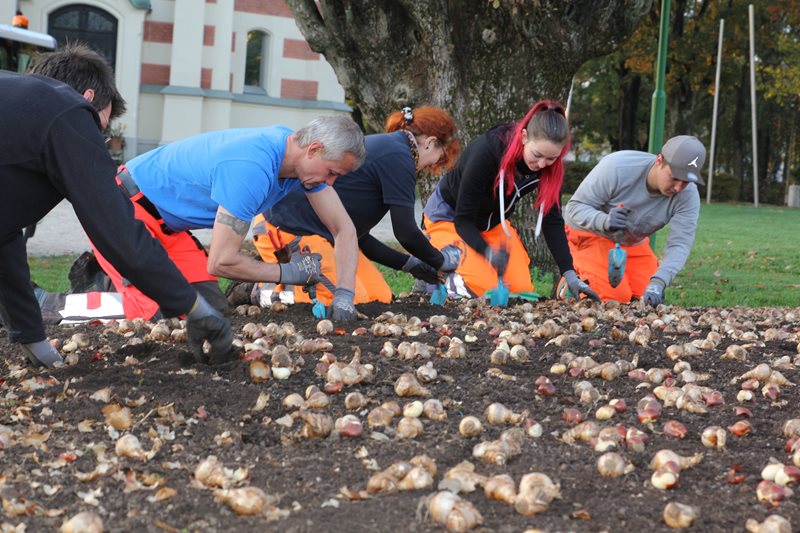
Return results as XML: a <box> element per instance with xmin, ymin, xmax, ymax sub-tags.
<box><xmin>661</xmin><ymin>135</ymin><xmax>706</xmax><ymax>185</ymax></box>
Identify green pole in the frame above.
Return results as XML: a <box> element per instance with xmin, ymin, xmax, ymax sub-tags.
<box><xmin>648</xmin><ymin>0</ymin><xmax>671</xmax><ymax>250</ymax></box>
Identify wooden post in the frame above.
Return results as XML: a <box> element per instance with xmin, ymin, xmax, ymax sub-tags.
<box><xmin>706</xmin><ymin>19</ymin><xmax>724</xmax><ymax>204</ymax></box>
<box><xmin>748</xmin><ymin>4</ymin><xmax>759</xmax><ymax>207</ymax></box>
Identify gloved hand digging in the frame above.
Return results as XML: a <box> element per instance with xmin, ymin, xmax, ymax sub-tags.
<box><xmin>563</xmin><ymin>270</ymin><xmax>601</xmax><ymax>302</ymax></box>
<box><xmin>278</xmin><ymin>252</ymin><xmax>322</xmax><ymax>285</ymax></box>
<box><xmin>605</xmin><ymin>205</ymin><xmax>631</xmax><ymax>232</ymax></box>
<box><xmin>23</xmin><ymin>339</ymin><xmax>63</xmax><ymax>368</ymax></box>
<box><xmin>402</xmin><ymin>256</ymin><xmax>441</xmax><ymax>284</ymax></box>
<box><xmin>186</xmin><ymin>293</ymin><xmax>235</xmax><ymax>365</ymax></box>
<box><xmin>485</xmin><ymin>246</ymin><xmax>509</xmax><ymax>275</ymax></box>
<box><xmin>327</xmin><ymin>287</ymin><xmax>357</xmax><ymax>321</ymax></box>
<box><xmin>643</xmin><ymin>277</ymin><xmax>666</xmax><ymax>307</ymax></box>
<box><xmin>439</xmin><ymin>245</ymin><xmax>462</xmax><ymax>273</ymax></box>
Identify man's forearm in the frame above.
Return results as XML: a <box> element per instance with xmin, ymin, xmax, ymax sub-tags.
<box><xmin>208</xmin><ymin>252</ymin><xmax>282</xmax><ymax>283</ymax></box>
<box><xmin>332</xmin><ymin>229</ymin><xmax>358</xmax><ymax>291</ymax></box>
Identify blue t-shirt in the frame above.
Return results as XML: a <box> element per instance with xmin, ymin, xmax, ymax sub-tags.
<box><xmin>265</xmin><ymin>131</ymin><xmax>416</xmax><ymax>240</ymax></box>
<box><xmin>127</xmin><ymin>126</ymin><xmax>324</xmax><ymax>231</ymax></box>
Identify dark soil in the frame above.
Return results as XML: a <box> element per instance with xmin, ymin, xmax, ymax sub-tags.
<box><xmin>1</xmin><ymin>297</ymin><xmax>799</xmax><ymax>532</ymax></box>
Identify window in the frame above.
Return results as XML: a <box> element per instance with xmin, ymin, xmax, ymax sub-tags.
<box><xmin>244</xmin><ymin>30</ymin><xmax>268</xmax><ymax>92</ymax></box>
<box><xmin>48</xmin><ymin>4</ymin><xmax>117</xmax><ymax>69</ymax></box>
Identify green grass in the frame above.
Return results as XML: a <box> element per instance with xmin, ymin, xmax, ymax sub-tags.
<box><xmin>28</xmin><ymin>255</ymin><xmax>75</xmax><ymax>293</ymax></box>
<box><xmin>655</xmin><ymin>202</ymin><xmax>800</xmax><ymax>307</ymax></box>
<box><xmin>27</xmin><ymin>202</ymin><xmax>800</xmax><ymax>307</ymax></box>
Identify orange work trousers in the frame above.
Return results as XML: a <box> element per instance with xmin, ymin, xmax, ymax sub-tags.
<box><xmin>93</xmin><ymin>191</ymin><xmax>216</xmax><ymax>320</ymax></box>
<box><xmin>565</xmin><ymin>226</ymin><xmax>658</xmax><ymax>303</ymax></box>
<box><xmin>252</xmin><ymin>214</ymin><xmax>392</xmax><ymax>305</ymax></box>
<box><xmin>423</xmin><ymin>215</ymin><xmax>533</xmax><ymax>297</ymax></box>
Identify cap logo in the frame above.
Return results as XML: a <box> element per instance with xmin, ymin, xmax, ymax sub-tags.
<box><xmin>688</xmin><ymin>156</ymin><xmax>699</xmax><ymax>168</ymax></box>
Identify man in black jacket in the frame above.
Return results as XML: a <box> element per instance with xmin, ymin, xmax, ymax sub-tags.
<box><xmin>0</xmin><ymin>44</ymin><xmax>233</xmax><ymax>368</ymax></box>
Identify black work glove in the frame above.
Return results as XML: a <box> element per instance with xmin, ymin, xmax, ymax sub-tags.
<box><xmin>278</xmin><ymin>252</ymin><xmax>322</xmax><ymax>286</ymax></box>
<box><xmin>22</xmin><ymin>340</ymin><xmax>63</xmax><ymax>368</ymax></box>
<box><xmin>485</xmin><ymin>246</ymin><xmax>509</xmax><ymax>276</ymax></box>
<box><xmin>563</xmin><ymin>270</ymin><xmax>601</xmax><ymax>302</ymax></box>
<box><xmin>186</xmin><ymin>294</ymin><xmax>235</xmax><ymax>365</ymax></box>
<box><xmin>605</xmin><ymin>205</ymin><xmax>631</xmax><ymax>232</ymax></box>
<box><xmin>643</xmin><ymin>277</ymin><xmax>666</xmax><ymax>307</ymax></box>
<box><xmin>402</xmin><ymin>256</ymin><xmax>441</xmax><ymax>284</ymax></box>
<box><xmin>327</xmin><ymin>287</ymin><xmax>357</xmax><ymax>321</ymax></box>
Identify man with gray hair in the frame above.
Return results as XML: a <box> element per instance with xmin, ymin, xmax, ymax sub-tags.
<box><xmin>92</xmin><ymin>116</ymin><xmax>366</xmax><ymax>321</ymax></box>
<box><xmin>563</xmin><ymin>135</ymin><xmax>706</xmax><ymax>306</ymax></box>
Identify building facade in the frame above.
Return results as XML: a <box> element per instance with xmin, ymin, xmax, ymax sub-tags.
<box><xmin>2</xmin><ymin>0</ymin><xmax>349</xmax><ymax>158</ymax></box>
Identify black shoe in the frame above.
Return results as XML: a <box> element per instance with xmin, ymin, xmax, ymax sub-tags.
<box><xmin>68</xmin><ymin>251</ymin><xmax>110</xmax><ymax>293</ymax></box>
<box><xmin>224</xmin><ymin>281</ymin><xmax>255</xmax><ymax>306</ymax></box>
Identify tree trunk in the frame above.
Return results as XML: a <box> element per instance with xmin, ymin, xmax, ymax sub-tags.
<box><xmin>287</xmin><ymin>0</ymin><xmax>652</xmax><ymax>289</ymax></box>
<box><xmin>616</xmin><ymin>60</ymin><xmax>642</xmax><ymax>151</ymax></box>
<box><xmin>732</xmin><ymin>64</ymin><xmax>748</xmax><ymax>200</ymax></box>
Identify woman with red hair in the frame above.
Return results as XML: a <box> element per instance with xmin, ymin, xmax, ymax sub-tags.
<box><xmin>248</xmin><ymin>106</ymin><xmax>462</xmax><ymax>305</ymax></box>
<box><xmin>423</xmin><ymin>100</ymin><xmax>599</xmax><ymax>301</ymax></box>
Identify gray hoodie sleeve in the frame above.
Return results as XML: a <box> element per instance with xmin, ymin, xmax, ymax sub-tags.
<box><xmin>563</xmin><ymin>155</ymin><xmax>621</xmax><ymax>233</ymax></box>
<box><xmin>653</xmin><ymin>191</ymin><xmax>700</xmax><ymax>285</ymax></box>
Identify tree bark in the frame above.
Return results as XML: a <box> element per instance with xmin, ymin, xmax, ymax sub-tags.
<box><xmin>286</xmin><ymin>0</ymin><xmax>652</xmax><ymax>292</ymax></box>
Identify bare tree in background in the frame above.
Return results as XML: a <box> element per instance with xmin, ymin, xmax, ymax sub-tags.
<box><xmin>286</xmin><ymin>0</ymin><xmax>652</xmax><ymax>290</ymax></box>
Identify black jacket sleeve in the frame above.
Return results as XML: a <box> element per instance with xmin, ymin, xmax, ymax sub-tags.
<box><xmin>389</xmin><ymin>205</ymin><xmax>444</xmax><ymax>268</ymax></box>
<box><xmin>42</xmin><ymin>107</ymin><xmax>197</xmax><ymax>317</ymax></box>
<box><xmin>452</xmin><ymin>139</ymin><xmax>499</xmax><ymax>257</ymax></box>
<box><xmin>358</xmin><ymin>234</ymin><xmax>408</xmax><ymax>270</ymax></box>
<box><xmin>541</xmin><ymin>203</ymin><xmax>575</xmax><ymax>275</ymax></box>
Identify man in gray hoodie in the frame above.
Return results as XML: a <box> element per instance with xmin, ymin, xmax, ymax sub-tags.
<box><xmin>563</xmin><ymin>135</ymin><xmax>706</xmax><ymax>306</ymax></box>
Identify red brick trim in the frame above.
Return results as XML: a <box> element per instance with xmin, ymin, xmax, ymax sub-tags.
<box><xmin>141</xmin><ymin>63</ymin><xmax>171</xmax><ymax>85</ymax></box>
<box><xmin>203</xmin><ymin>25</ymin><xmax>215</xmax><ymax>46</ymax></box>
<box><xmin>280</xmin><ymin>79</ymin><xmax>318</xmax><ymax>100</ymax></box>
<box><xmin>234</xmin><ymin>0</ymin><xmax>293</xmax><ymax>17</ymax></box>
<box><xmin>143</xmin><ymin>21</ymin><xmax>173</xmax><ymax>44</ymax></box>
<box><xmin>201</xmin><ymin>68</ymin><xmax>212</xmax><ymax>89</ymax></box>
<box><xmin>283</xmin><ymin>38</ymin><xmax>319</xmax><ymax>60</ymax></box>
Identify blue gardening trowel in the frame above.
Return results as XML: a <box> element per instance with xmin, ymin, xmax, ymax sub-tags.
<box><xmin>608</xmin><ymin>239</ymin><xmax>627</xmax><ymax>288</ymax></box>
<box><xmin>306</xmin><ymin>284</ymin><xmax>327</xmax><ymax>319</ymax></box>
<box><xmin>490</xmin><ymin>259</ymin><xmax>509</xmax><ymax>307</ymax></box>
<box><xmin>429</xmin><ymin>283</ymin><xmax>448</xmax><ymax>306</ymax></box>
<box><xmin>607</xmin><ymin>203</ymin><xmax>627</xmax><ymax>288</ymax></box>
<box><xmin>490</xmin><ymin>168</ymin><xmax>511</xmax><ymax>307</ymax></box>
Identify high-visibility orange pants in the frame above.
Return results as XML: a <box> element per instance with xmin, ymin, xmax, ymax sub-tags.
<box><xmin>252</xmin><ymin>215</ymin><xmax>392</xmax><ymax>305</ymax></box>
<box><xmin>92</xmin><ymin>195</ymin><xmax>216</xmax><ymax>320</ymax></box>
<box><xmin>565</xmin><ymin>227</ymin><xmax>658</xmax><ymax>302</ymax></box>
<box><xmin>423</xmin><ymin>215</ymin><xmax>533</xmax><ymax>297</ymax></box>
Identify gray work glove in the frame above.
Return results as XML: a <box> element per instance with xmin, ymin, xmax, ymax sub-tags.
<box><xmin>402</xmin><ymin>256</ymin><xmax>441</xmax><ymax>285</ymax></box>
<box><xmin>23</xmin><ymin>340</ymin><xmax>63</xmax><ymax>368</ymax></box>
<box><xmin>327</xmin><ymin>287</ymin><xmax>357</xmax><ymax>321</ymax></box>
<box><xmin>186</xmin><ymin>294</ymin><xmax>235</xmax><ymax>365</ymax></box>
<box><xmin>642</xmin><ymin>277</ymin><xmax>666</xmax><ymax>307</ymax></box>
<box><xmin>563</xmin><ymin>270</ymin><xmax>601</xmax><ymax>302</ymax></box>
<box><xmin>439</xmin><ymin>245</ymin><xmax>462</xmax><ymax>273</ymax></box>
<box><xmin>485</xmin><ymin>246</ymin><xmax>509</xmax><ymax>276</ymax></box>
<box><xmin>605</xmin><ymin>205</ymin><xmax>631</xmax><ymax>232</ymax></box>
<box><xmin>278</xmin><ymin>252</ymin><xmax>322</xmax><ymax>286</ymax></box>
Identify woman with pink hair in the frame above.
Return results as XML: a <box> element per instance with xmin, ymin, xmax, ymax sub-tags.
<box><xmin>423</xmin><ymin>99</ymin><xmax>598</xmax><ymax>301</ymax></box>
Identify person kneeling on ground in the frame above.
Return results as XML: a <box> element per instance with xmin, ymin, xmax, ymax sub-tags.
<box><xmin>0</xmin><ymin>44</ymin><xmax>233</xmax><ymax>367</ymax></box>
<box><xmin>89</xmin><ymin>116</ymin><xmax>366</xmax><ymax>322</ymax></box>
<box><xmin>562</xmin><ymin>135</ymin><xmax>706</xmax><ymax>305</ymax></box>
<box><xmin>422</xmin><ymin>99</ymin><xmax>599</xmax><ymax>302</ymax></box>
<box><xmin>246</xmin><ymin>106</ymin><xmax>462</xmax><ymax>306</ymax></box>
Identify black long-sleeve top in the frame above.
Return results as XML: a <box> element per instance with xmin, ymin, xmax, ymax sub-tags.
<box><xmin>436</xmin><ymin>124</ymin><xmax>574</xmax><ymax>275</ymax></box>
<box><xmin>0</xmin><ymin>72</ymin><xmax>197</xmax><ymax>323</ymax></box>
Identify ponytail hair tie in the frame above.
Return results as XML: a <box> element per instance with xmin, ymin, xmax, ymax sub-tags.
<box><xmin>402</xmin><ymin>106</ymin><xmax>414</xmax><ymax>126</ymax></box>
